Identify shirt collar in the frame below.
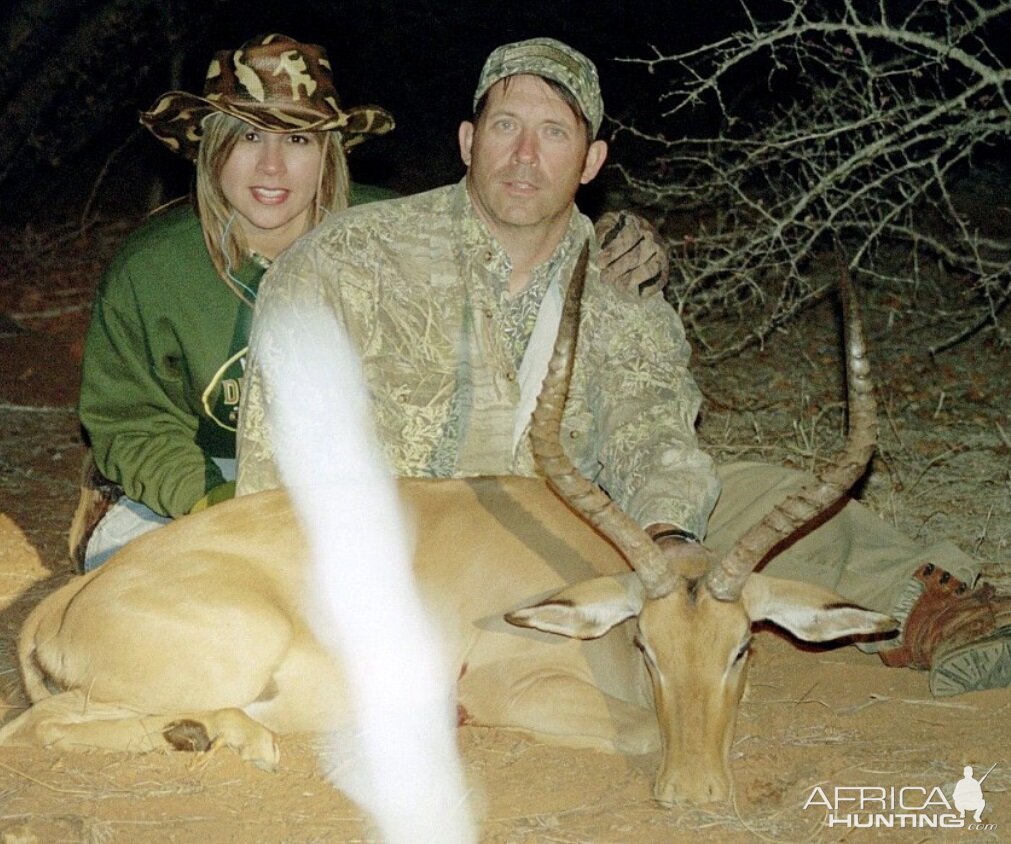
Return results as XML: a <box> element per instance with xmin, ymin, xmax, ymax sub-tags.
<box><xmin>453</xmin><ymin>178</ymin><xmax>586</xmax><ymax>287</ymax></box>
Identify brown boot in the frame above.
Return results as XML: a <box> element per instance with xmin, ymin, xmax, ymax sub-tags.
<box><xmin>879</xmin><ymin>563</ymin><xmax>1011</xmax><ymax>696</ymax></box>
<box><xmin>68</xmin><ymin>451</ymin><xmax>123</xmax><ymax>573</ymax></box>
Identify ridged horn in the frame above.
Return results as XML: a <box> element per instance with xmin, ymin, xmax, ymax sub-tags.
<box><xmin>706</xmin><ymin>266</ymin><xmax>878</xmax><ymax>601</ymax></box>
<box><xmin>529</xmin><ymin>242</ymin><xmax>683</xmax><ymax>600</ymax></box>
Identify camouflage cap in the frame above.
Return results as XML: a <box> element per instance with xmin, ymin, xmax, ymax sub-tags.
<box><xmin>141</xmin><ymin>33</ymin><xmax>395</xmax><ymax>160</ymax></box>
<box><xmin>473</xmin><ymin>37</ymin><xmax>603</xmax><ymax>136</ymax></box>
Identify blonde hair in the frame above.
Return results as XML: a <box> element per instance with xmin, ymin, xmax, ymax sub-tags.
<box><xmin>195</xmin><ymin>112</ymin><xmax>351</xmax><ymax>302</ymax></box>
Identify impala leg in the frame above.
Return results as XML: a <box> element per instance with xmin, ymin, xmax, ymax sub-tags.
<box><xmin>465</xmin><ymin>668</ymin><xmax>659</xmax><ymax>754</ymax></box>
<box><xmin>0</xmin><ymin>691</ymin><xmax>280</xmax><ymax>769</ymax></box>
<box><xmin>161</xmin><ymin>708</ymin><xmax>281</xmax><ymax>769</ymax></box>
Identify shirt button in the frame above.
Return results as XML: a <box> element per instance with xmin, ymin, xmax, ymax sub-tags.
<box><xmin>569</xmin><ymin>430</ymin><xmax>580</xmax><ymax>439</ymax></box>
<box><xmin>484</xmin><ymin>309</ymin><xmax>494</xmax><ymax>319</ymax></box>
<box><xmin>506</xmin><ymin>372</ymin><xmax>516</xmax><ymax>382</ymax></box>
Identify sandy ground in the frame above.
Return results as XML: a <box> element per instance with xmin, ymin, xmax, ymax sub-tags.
<box><xmin>0</xmin><ymin>222</ymin><xmax>1008</xmax><ymax>842</ymax></box>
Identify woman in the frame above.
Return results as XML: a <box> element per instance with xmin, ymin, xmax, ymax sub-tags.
<box><xmin>72</xmin><ymin>33</ymin><xmax>395</xmax><ymax>570</ymax></box>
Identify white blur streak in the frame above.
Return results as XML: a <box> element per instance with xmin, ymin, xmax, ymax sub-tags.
<box><xmin>259</xmin><ymin>305</ymin><xmax>476</xmax><ymax>844</ymax></box>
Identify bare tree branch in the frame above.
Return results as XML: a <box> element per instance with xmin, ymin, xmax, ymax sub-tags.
<box><xmin>613</xmin><ymin>0</ymin><xmax>1011</xmax><ymax>358</ymax></box>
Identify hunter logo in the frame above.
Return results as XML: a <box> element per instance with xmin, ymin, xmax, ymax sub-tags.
<box><xmin>803</xmin><ymin>763</ymin><xmax>997</xmax><ymax>831</ymax></box>
<box><xmin>953</xmin><ymin>765</ymin><xmax>993</xmax><ymax>824</ymax></box>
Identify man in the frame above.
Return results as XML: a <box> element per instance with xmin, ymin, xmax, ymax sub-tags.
<box><xmin>953</xmin><ymin>766</ymin><xmax>987</xmax><ymax>822</ymax></box>
<box><xmin>238</xmin><ymin>37</ymin><xmax>720</xmax><ymax>544</ymax></box>
<box><xmin>237</xmin><ymin>38</ymin><xmax>1010</xmax><ymax>697</ymax></box>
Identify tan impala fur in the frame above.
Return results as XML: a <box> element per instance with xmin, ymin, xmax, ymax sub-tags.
<box><xmin>0</xmin><ymin>253</ymin><xmax>896</xmax><ymax>806</ymax></box>
<box><xmin>0</xmin><ymin>473</ymin><xmax>891</xmax><ymax>803</ymax></box>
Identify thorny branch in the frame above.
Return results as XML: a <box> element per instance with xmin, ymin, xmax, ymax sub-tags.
<box><xmin>613</xmin><ymin>0</ymin><xmax>1011</xmax><ymax>360</ymax></box>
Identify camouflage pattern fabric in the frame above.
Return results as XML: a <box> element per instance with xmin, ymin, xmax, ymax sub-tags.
<box><xmin>141</xmin><ymin>33</ymin><xmax>394</xmax><ymax>159</ymax></box>
<box><xmin>474</xmin><ymin>37</ymin><xmax>604</xmax><ymax>135</ymax></box>
<box><xmin>236</xmin><ymin>181</ymin><xmax>720</xmax><ymax>537</ymax></box>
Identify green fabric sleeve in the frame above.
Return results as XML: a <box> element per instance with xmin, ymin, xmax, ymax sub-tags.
<box><xmin>349</xmin><ymin>181</ymin><xmax>399</xmax><ymax>205</ymax></box>
<box><xmin>80</xmin><ymin>257</ymin><xmax>225</xmax><ymax>517</ymax></box>
<box><xmin>79</xmin><ymin>206</ymin><xmax>235</xmax><ymax>518</ymax></box>
<box><xmin>189</xmin><ymin>480</ymin><xmax>236</xmax><ymax>512</ymax></box>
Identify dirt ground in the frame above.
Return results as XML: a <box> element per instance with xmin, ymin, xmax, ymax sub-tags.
<box><xmin>0</xmin><ymin>220</ymin><xmax>1008</xmax><ymax>843</ymax></box>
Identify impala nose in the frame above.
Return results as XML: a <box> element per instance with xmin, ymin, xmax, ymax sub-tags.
<box><xmin>653</xmin><ymin>764</ymin><xmax>732</xmax><ymax>805</ymax></box>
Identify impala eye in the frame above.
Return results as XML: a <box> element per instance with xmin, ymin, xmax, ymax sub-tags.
<box><xmin>734</xmin><ymin>638</ymin><xmax>752</xmax><ymax>663</ymax></box>
<box><xmin>634</xmin><ymin>635</ymin><xmax>656</xmax><ymax>666</ymax></box>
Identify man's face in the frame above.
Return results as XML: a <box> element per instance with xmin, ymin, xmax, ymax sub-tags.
<box><xmin>459</xmin><ymin>75</ymin><xmax>607</xmax><ymax>244</ymax></box>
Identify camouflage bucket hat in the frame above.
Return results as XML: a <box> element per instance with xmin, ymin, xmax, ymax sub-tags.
<box><xmin>141</xmin><ymin>33</ymin><xmax>395</xmax><ymax>160</ymax></box>
<box><xmin>473</xmin><ymin>37</ymin><xmax>603</xmax><ymax>136</ymax></box>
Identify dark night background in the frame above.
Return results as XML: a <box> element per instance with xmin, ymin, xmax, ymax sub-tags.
<box><xmin>0</xmin><ymin>8</ymin><xmax>1009</xmax><ymax>836</ymax></box>
<box><xmin>0</xmin><ymin>0</ymin><xmax>764</xmax><ymax>225</ymax></box>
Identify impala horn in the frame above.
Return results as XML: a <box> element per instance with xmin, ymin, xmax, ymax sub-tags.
<box><xmin>529</xmin><ymin>242</ymin><xmax>683</xmax><ymax>600</ymax></box>
<box><xmin>706</xmin><ymin>266</ymin><xmax>878</xmax><ymax>601</ymax></box>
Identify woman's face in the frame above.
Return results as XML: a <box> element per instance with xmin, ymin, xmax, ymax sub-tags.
<box><xmin>219</xmin><ymin>125</ymin><xmax>324</xmax><ymax>258</ymax></box>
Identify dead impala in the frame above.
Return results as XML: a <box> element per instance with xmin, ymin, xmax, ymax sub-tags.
<box><xmin>0</xmin><ymin>253</ymin><xmax>894</xmax><ymax>805</ymax></box>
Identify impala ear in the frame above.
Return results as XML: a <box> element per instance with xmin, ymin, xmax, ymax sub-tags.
<box><xmin>505</xmin><ymin>574</ymin><xmax>646</xmax><ymax>640</ymax></box>
<box><xmin>742</xmin><ymin>574</ymin><xmax>898</xmax><ymax>642</ymax></box>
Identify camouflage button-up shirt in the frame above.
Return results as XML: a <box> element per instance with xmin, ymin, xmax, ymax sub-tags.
<box><xmin>236</xmin><ymin>180</ymin><xmax>720</xmax><ymax>537</ymax></box>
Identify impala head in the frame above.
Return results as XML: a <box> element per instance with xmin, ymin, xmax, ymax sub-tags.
<box><xmin>510</xmin><ymin>248</ymin><xmax>897</xmax><ymax>804</ymax></box>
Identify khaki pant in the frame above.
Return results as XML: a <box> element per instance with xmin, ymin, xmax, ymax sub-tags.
<box><xmin>83</xmin><ymin>458</ymin><xmax>237</xmax><ymax>571</ymax></box>
<box><xmin>709</xmin><ymin>463</ymin><xmax>979</xmax><ymax>648</ymax></box>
